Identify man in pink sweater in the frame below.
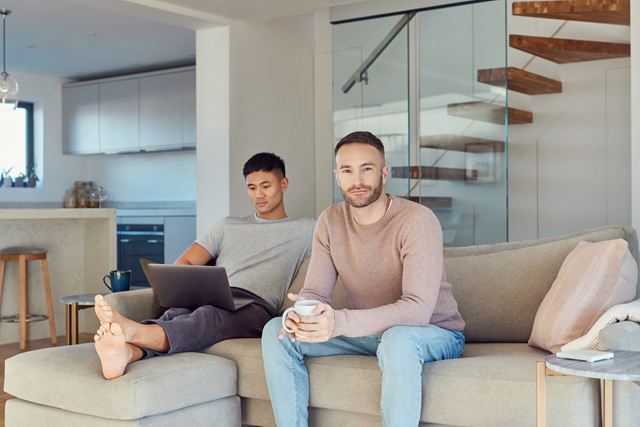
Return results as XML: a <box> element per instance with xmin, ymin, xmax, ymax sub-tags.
<box><xmin>262</xmin><ymin>131</ymin><xmax>465</xmax><ymax>427</ymax></box>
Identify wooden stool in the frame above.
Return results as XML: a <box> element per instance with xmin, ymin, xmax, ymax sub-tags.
<box><xmin>0</xmin><ymin>247</ymin><xmax>57</xmax><ymax>350</ymax></box>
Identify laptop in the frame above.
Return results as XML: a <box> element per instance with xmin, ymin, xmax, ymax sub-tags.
<box><xmin>148</xmin><ymin>264</ymin><xmax>254</xmax><ymax>311</ymax></box>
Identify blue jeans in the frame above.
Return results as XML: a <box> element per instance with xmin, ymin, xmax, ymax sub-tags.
<box><xmin>261</xmin><ymin>318</ymin><xmax>465</xmax><ymax>427</ymax></box>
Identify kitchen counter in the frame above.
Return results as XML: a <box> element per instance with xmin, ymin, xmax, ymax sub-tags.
<box><xmin>0</xmin><ymin>208</ymin><xmax>116</xmax><ymax>220</ymax></box>
<box><xmin>0</xmin><ymin>209</ymin><xmax>117</xmax><ymax>344</ymax></box>
<box><xmin>116</xmin><ymin>208</ymin><xmax>196</xmax><ymax>217</ymax></box>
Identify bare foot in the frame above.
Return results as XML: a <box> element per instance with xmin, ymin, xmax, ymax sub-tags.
<box><xmin>94</xmin><ymin>322</ymin><xmax>142</xmax><ymax>380</ymax></box>
<box><xmin>94</xmin><ymin>295</ymin><xmax>137</xmax><ymax>342</ymax></box>
<box><xmin>94</xmin><ymin>295</ymin><xmax>115</xmax><ymax>323</ymax></box>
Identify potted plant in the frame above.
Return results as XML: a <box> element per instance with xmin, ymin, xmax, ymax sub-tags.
<box><xmin>26</xmin><ymin>165</ymin><xmax>39</xmax><ymax>188</ymax></box>
<box><xmin>14</xmin><ymin>173</ymin><xmax>26</xmax><ymax>188</ymax></box>
<box><xmin>1</xmin><ymin>167</ymin><xmax>13</xmax><ymax>187</ymax></box>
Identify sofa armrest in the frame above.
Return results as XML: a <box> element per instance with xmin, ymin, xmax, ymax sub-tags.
<box><xmin>598</xmin><ymin>321</ymin><xmax>640</xmax><ymax>352</ymax></box>
<box><xmin>104</xmin><ymin>289</ymin><xmax>155</xmax><ymax>323</ymax></box>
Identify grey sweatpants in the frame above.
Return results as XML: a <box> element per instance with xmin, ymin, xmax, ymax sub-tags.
<box><xmin>140</xmin><ymin>288</ymin><xmax>278</xmax><ymax>358</ymax></box>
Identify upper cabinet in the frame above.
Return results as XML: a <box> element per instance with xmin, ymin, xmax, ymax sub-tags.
<box><xmin>62</xmin><ymin>67</ymin><xmax>196</xmax><ymax>155</ymax></box>
<box><xmin>100</xmin><ymin>79</ymin><xmax>140</xmax><ymax>153</ymax></box>
<box><xmin>62</xmin><ymin>84</ymin><xmax>100</xmax><ymax>154</ymax></box>
<box><xmin>139</xmin><ymin>73</ymin><xmax>182</xmax><ymax>151</ymax></box>
<box><xmin>182</xmin><ymin>71</ymin><xmax>196</xmax><ymax>147</ymax></box>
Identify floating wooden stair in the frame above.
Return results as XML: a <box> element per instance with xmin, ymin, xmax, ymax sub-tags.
<box><xmin>391</xmin><ymin>166</ymin><xmax>478</xmax><ymax>181</ymax></box>
<box><xmin>513</xmin><ymin>0</ymin><xmax>630</xmax><ymax>26</ymax></box>
<box><xmin>409</xmin><ymin>196</ymin><xmax>453</xmax><ymax>209</ymax></box>
<box><xmin>447</xmin><ymin>101</ymin><xmax>533</xmax><ymax>125</ymax></box>
<box><xmin>510</xmin><ymin>35</ymin><xmax>630</xmax><ymax>63</ymax></box>
<box><xmin>478</xmin><ymin>67</ymin><xmax>562</xmax><ymax>95</ymax></box>
<box><xmin>420</xmin><ymin>134</ymin><xmax>505</xmax><ymax>153</ymax></box>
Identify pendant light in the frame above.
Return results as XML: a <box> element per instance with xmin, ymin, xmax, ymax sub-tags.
<box><xmin>0</xmin><ymin>9</ymin><xmax>18</xmax><ymax>110</ymax></box>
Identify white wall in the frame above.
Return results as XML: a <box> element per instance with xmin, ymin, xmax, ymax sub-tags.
<box><xmin>86</xmin><ymin>150</ymin><xmax>196</xmax><ymax>202</ymax></box>
<box><xmin>506</xmin><ymin>1</ymin><xmax>632</xmax><ymax>241</ymax></box>
<box><xmin>195</xmin><ymin>26</ymin><xmax>230</xmax><ymax>236</ymax></box>
<box><xmin>0</xmin><ymin>71</ymin><xmax>86</xmax><ymax>204</ymax></box>
<box><xmin>631</xmin><ymin>0</ymin><xmax>640</xmax><ymax>231</ymax></box>
<box><xmin>227</xmin><ymin>14</ymin><xmax>316</xmax><ymax>221</ymax></box>
<box><xmin>314</xmin><ymin>10</ymin><xmax>334</xmax><ymax>218</ymax></box>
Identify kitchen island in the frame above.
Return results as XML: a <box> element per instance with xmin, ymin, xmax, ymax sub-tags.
<box><xmin>0</xmin><ymin>209</ymin><xmax>116</xmax><ymax>344</ymax></box>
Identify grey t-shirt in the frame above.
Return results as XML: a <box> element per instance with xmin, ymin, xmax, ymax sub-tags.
<box><xmin>195</xmin><ymin>214</ymin><xmax>315</xmax><ymax>310</ymax></box>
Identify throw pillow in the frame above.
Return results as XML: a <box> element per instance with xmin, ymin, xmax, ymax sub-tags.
<box><xmin>561</xmin><ymin>299</ymin><xmax>640</xmax><ymax>351</ymax></box>
<box><xmin>139</xmin><ymin>258</ymin><xmax>169</xmax><ymax>319</ymax></box>
<box><xmin>528</xmin><ymin>239</ymin><xmax>637</xmax><ymax>353</ymax></box>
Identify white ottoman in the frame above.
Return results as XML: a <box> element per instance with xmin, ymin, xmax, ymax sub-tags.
<box><xmin>4</xmin><ymin>343</ymin><xmax>240</xmax><ymax>426</ymax></box>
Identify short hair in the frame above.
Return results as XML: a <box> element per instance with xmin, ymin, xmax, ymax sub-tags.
<box><xmin>243</xmin><ymin>152</ymin><xmax>286</xmax><ymax>178</ymax></box>
<box><xmin>334</xmin><ymin>131</ymin><xmax>385</xmax><ymax>161</ymax></box>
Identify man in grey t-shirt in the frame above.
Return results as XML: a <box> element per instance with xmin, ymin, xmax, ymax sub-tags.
<box><xmin>92</xmin><ymin>153</ymin><xmax>315</xmax><ymax>380</ymax></box>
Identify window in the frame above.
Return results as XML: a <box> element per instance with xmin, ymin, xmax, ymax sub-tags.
<box><xmin>0</xmin><ymin>101</ymin><xmax>34</xmax><ymax>184</ymax></box>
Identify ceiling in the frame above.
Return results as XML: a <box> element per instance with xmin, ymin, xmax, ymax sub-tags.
<box><xmin>2</xmin><ymin>0</ymin><xmax>365</xmax><ymax>80</ymax></box>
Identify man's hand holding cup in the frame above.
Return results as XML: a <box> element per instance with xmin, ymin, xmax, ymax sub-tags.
<box><xmin>279</xmin><ymin>293</ymin><xmax>335</xmax><ymax>343</ymax></box>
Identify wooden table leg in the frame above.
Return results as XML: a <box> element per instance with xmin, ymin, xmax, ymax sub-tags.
<box><xmin>65</xmin><ymin>303</ymin><xmax>72</xmax><ymax>346</ymax></box>
<box><xmin>537</xmin><ymin>361</ymin><xmax>546</xmax><ymax>427</ymax></box>
<box><xmin>603</xmin><ymin>379</ymin><xmax>613</xmax><ymax>427</ymax></box>
<box><xmin>41</xmin><ymin>256</ymin><xmax>57</xmax><ymax>345</ymax></box>
<box><xmin>18</xmin><ymin>255</ymin><xmax>28</xmax><ymax>351</ymax></box>
<box><xmin>71</xmin><ymin>302</ymin><xmax>79</xmax><ymax>345</ymax></box>
<box><xmin>0</xmin><ymin>260</ymin><xmax>5</xmax><ymax>311</ymax></box>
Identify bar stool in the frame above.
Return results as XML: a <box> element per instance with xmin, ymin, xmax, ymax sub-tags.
<box><xmin>0</xmin><ymin>247</ymin><xmax>57</xmax><ymax>350</ymax></box>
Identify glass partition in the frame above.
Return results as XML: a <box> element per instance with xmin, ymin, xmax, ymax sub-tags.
<box><xmin>417</xmin><ymin>1</ymin><xmax>507</xmax><ymax>246</ymax></box>
<box><xmin>332</xmin><ymin>14</ymin><xmax>410</xmax><ymax>204</ymax></box>
<box><xmin>332</xmin><ymin>1</ymin><xmax>507</xmax><ymax>246</ymax></box>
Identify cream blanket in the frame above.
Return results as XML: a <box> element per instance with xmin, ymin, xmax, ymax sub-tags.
<box><xmin>561</xmin><ymin>299</ymin><xmax>640</xmax><ymax>352</ymax></box>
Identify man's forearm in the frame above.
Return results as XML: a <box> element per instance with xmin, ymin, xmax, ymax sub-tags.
<box><xmin>174</xmin><ymin>242</ymin><xmax>212</xmax><ymax>266</ymax></box>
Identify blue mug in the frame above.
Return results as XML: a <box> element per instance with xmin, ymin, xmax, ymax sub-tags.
<box><xmin>103</xmin><ymin>270</ymin><xmax>131</xmax><ymax>293</ymax></box>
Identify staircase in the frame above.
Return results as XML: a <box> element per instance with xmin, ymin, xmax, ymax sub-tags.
<box><xmin>444</xmin><ymin>0</ymin><xmax>630</xmax><ymax>126</ymax></box>
<box><xmin>413</xmin><ymin>0</ymin><xmax>630</xmax><ymax>213</ymax></box>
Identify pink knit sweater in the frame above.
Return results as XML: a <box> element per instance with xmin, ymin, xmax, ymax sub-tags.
<box><xmin>299</xmin><ymin>195</ymin><xmax>465</xmax><ymax>338</ymax></box>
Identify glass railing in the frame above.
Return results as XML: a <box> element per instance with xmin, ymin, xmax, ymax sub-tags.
<box><xmin>332</xmin><ymin>0</ymin><xmax>508</xmax><ymax>246</ymax></box>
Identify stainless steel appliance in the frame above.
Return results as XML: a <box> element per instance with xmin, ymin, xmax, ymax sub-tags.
<box><xmin>117</xmin><ymin>224</ymin><xmax>164</xmax><ymax>287</ymax></box>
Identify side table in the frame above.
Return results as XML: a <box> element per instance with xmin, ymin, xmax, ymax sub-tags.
<box><xmin>537</xmin><ymin>350</ymin><xmax>640</xmax><ymax>427</ymax></box>
<box><xmin>60</xmin><ymin>293</ymin><xmax>107</xmax><ymax>345</ymax></box>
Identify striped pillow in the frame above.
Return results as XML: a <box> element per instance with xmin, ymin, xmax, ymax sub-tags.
<box><xmin>529</xmin><ymin>239</ymin><xmax>637</xmax><ymax>353</ymax></box>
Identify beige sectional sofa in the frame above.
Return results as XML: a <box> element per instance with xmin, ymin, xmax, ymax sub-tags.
<box><xmin>5</xmin><ymin>225</ymin><xmax>640</xmax><ymax>426</ymax></box>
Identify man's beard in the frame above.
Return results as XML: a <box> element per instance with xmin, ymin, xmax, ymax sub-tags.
<box><xmin>340</xmin><ymin>173</ymin><xmax>384</xmax><ymax>208</ymax></box>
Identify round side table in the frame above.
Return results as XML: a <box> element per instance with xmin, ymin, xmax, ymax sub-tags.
<box><xmin>536</xmin><ymin>350</ymin><xmax>640</xmax><ymax>427</ymax></box>
<box><xmin>60</xmin><ymin>293</ymin><xmax>108</xmax><ymax>345</ymax></box>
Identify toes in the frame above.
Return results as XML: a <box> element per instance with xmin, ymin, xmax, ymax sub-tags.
<box><xmin>110</xmin><ymin>322</ymin><xmax>124</xmax><ymax>337</ymax></box>
<box><xmin>95</xmin><ymin>295</ymin><xmax>104</xmax><ymax>304</ymax></box>
<box><xmin>96</xmin><ymin>328</ymin><xmax>105</xmax><ymax>337</ymax></box>
<box><xmin>94</xmin><ymin>334</ymin><xmax>100</xmax><ymax>342</ymax></box>
<box><xmin>99</xmin><ymin>324</ymin><xmax>110</xmax><ymax>335</ymax></box>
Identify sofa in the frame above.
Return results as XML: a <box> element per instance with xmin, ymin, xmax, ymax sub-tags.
<box><xmin>5</xmin><ymin>225</ymin><xmax>640</xmax><ymax>426</ymax></box>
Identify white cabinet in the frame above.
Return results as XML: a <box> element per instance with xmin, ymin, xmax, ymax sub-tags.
<box><xmin>62</xmin><ymin>67</ymin><xmax>195</xmax><ymax>155</ymax></box>
<box><xmin>182</xmin><ymin>71</ymin><xmax>196</xmax><ymax>147</ymax></box>
<box><xmin>140</xmin><ymin>73</ymin><xmax>183</xmax><ymax>150</ymax></box>
<box><xmin>62</xmin><ymin>85</ymin><xmax>100</xmax><ymax>154</ymax></box>
<box><xmin>99</xmin><ymin>79</ymin><xmax>140</xmax><ymax>153</ymax></box>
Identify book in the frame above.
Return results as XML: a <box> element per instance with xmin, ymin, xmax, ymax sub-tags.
<box><xmin>556</xmin><ymin>349</ymin><xmax>614</xmax><ymax>363</ymax></box>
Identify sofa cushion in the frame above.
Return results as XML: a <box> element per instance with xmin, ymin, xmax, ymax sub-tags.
<box><xmin>443</xmin><ymin>225</ymin><xmax>639</xmax><ymax>343</ymax></box>
<box><xmin>5</xmin><ymin>343</ymin><xmax>237</xmax><ymax>420</ymax></box>
<box><xmin>530</xmin><ymin>239</ymin><xmax>637</xmax><ymax>353</ymax></box>
<box><xmin>206</xmin><ymin>339</ymin><xmax>599</xmax><ymax>427</ymax></box>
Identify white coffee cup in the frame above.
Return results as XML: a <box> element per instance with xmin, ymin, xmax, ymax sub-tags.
<box><xmin>281</xmin><ymin>300</ymin><xmax>321</xmax><ymax>333</ymax></box>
